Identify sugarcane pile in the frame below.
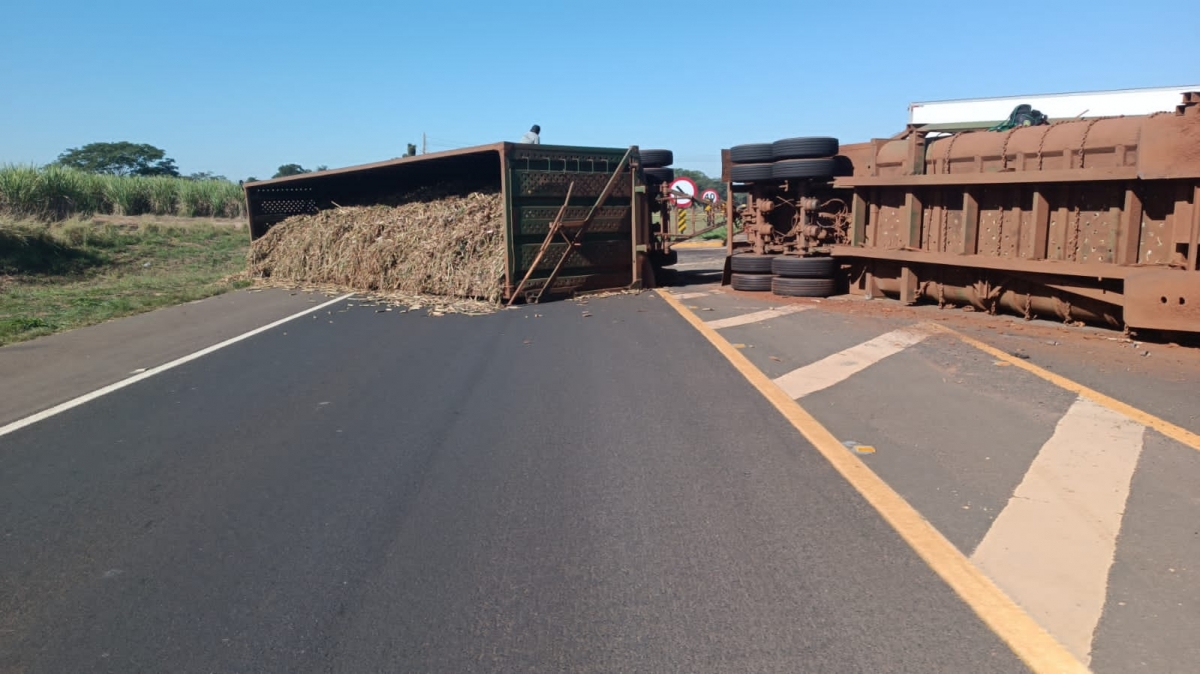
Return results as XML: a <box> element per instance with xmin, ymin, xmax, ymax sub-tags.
<box><xmin>246</xmin><ymin>189</ymin><xmax>506</xmax><ymax>308</ymax></box>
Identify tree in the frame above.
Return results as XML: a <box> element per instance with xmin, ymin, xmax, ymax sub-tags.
<box><xmin>315</xmin><ymin>165</ymin><xmax>329</xmax><ymax>172</ymax></box>
<box><xmin>406</xmin><ymin>144</ymin><xmax>417</xmax><ymax>157</ymax></box>
<box><xmin>56</xmin><ymin>142</ymin><xmax>180</xmax><ymax>177</ymax></box>
<box><xmin>673</xmin><ymin>168</ymin><xmax>724</xmax><ymax>195</ymax></box>
<box><xmin>273</xmin><ymin>164</ymin><xmax>310</xmax><ymax>178</ymax></box>
<box><xmin>188</xmin><ymin>171</ymin><xmax>228</xmax><ymax>182</ymax></box>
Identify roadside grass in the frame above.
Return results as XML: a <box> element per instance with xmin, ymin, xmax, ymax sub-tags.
<box><xmin>0</xmin><ymin>217</ymin><xmax>251</xmax><ymax>345</ymax></box>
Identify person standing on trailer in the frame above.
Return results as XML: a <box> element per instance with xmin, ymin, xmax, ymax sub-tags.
<box><xmin>520</xmin><ymin>124</ymin><xmax>541</xmax><ymax>144</ymax></box>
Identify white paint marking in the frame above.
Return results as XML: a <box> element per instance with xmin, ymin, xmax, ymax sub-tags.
<box><xmin>705</xmin><ymin>305</ymin><xmax>810</xmax><ymax>330</ymax></box>
<box><xmin>971</xmin><ymin>397</ymin><xmax>1145</xmax><ymax>666</ymax></box>
<box><xmin>773</xmin><ymin>326</ymin><xmax>932</xmax><ymax>398</ymax></box>
<box><xmin>670</xmin><ymin>291</ymin><xmax>716</xmax><ymax>300</ymax></box>
<box><xmin>0</xmin><ymin>293</ymin><xmax>354</xmax><ymax>439</ymax></box>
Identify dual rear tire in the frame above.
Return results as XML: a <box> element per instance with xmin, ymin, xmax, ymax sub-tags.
<box><xmin>728</xmin><ymin>254</ymin><xmax>838</xmax><ymax>297</ymax></box>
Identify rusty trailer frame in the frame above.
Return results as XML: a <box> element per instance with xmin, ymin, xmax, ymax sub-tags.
<box><xmin>722</xmin><ymin>92</ymin><xmax>1200</xmax><ymax>335</ymax></box>
<box><xmin>244</xmin><ymin>143</ymin><xmax>665</xmax><ymax>303</ymax></box>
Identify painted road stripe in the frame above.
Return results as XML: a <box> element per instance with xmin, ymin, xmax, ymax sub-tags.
<box><xmin>972</xmin><ymin>397</ymin><xmax>1144</xmax><ymax>666</ymax></box>
<box><xmin>705</xmin><ymin>305</ymin><xmax>809</xmax><ymax>329</ymax></box>
<box><xmin>671</xmin><ymin>290</ymin><xmax>717</xmax><ymax>300</ymax></box>
<box><xmin>931</xmin><ymin>324</ymin><xmax>1200</xmax><ymax>453</ymax></box>
<box><xmin>0</xmin><ymin>293</ymin><xmax>354</xmax><ymax>439</ymax></box>
<box><xmin>773</xmin><ymin>326</ymin><xmax>932</xmax><ymax>399</ymax></box>
<box><xmin>656</xmin><ymin>289</ymin><xmax>1089</xmax><ymax>674</ymax></box>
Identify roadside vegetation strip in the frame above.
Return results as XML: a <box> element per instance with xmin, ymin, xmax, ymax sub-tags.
<box><xmin>931</xmin><ymin>323</ymin><xmax>1200</xmax><ymax>452</ymax></box>
<box><xmin>0</xmin><ymin>164</ymin><xmax>244</xmax><ymax>221</ymax></box>
<box><xmin>0</xmin><ymin>293</ymin><xmax>353</xmax><ymax>440</ymax></box>
<box><xmin>0</xmin><ymin>218</ymin><xmax>251</xmax><ymax>345</ymax></box>
<box><xmin>656</xmin><ymin>289</ymin><xmax>1091</xmax><ymax>674</ymax></box>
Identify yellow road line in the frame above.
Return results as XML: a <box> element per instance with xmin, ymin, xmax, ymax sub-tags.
<box><xmin>657</xmin><ymin>289</ymin><xmax>1091</xmax><ymax>674</ymax></box>
<box><xmin>930</xmin><ymin>324</ymin><xmax>1200</xmax><ymax>452</ymax></box>
<box><xmin>672</xmin><ymin>240</ymin><xmax>724</xmax><ymax>249</ymax></box>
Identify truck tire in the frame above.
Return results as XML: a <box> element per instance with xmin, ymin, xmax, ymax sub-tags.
<box><xmin>639</xmin><ymin>149</ymin><xmax>674</xmax><ymax>168</ymax></box>
<box><xmin>644</xmin><ymin>167</ymin><xmax>674</xmax><ymax>183</ymax></box>
<box><xmin>771</xmin><ymin>158</ymin><xmax>838</xmax><ymax>180</ymax></box>
<box><xmin>729</xmin><ymin>253</ymin><xmax>774</xmax><ymax>273</ymax></box>
<box><xmin>771</xmin><ymin>256</ymin><xmax>836</xmax><ymax>278</ymax></box>
<box><xmin>731</xmin><ymin>273</ymin><xmax>773</xmax><ymax>292</ymax></box>
<box><xmin>650</xmin><ymin>249</ymin><xmax>678</xmax><ymax>268</ymax></box>
<box><xmin>772</xmin><ymin>277</ymin><xmax>836</xmax><ymax>297</ymax></box>
<box><xmin>770</xmin><ymin>136</ymin><xmax>839</xmax><ymax>160</ymax></box>
<box><xmin>730</xmin><ymin>163</ymin><xmax>775</xmax><ymax>183</ymax></box>
<box><xmin>730</xmin><ymin>143</ymin><xmax>774</xmax><ymax>164</ymax></box>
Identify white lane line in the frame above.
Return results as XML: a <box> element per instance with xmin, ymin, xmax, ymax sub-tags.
<box><xmin>705</xmin><ymin>305</ymin><xmax>810</xmax><ymax>330</ymax></box>
<box><xmin>0</xmin><ymin>293</ymin><xmax>354</xmax><ymax>439</ymax></box>
<box><xmin>971</xmin><ymin>397</ymin><xmax>1145</xmax><ymax>666</ymax></box>
<box><xmin>671</xmin><ymin>291</ymin><xmax>716</xmax><ymax>300</ymax></box>
<box><xmin>773</xmin><ymin>326</ymin><xmax>932</xmax><ymax>399</ymax></box>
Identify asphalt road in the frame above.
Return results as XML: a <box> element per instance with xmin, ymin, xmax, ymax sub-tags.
<box><xmin>0</xmin><ymin>292</ymin><xmax>1030</xmax><ymax>673</ymax></box>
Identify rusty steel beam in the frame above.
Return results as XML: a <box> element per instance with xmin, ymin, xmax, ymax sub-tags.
<box><xmin>851</xmin><ymin>192</ymin><xmax>867</xmax><ymax>246</ymax></box>
<box><xmin>900</xmin><ymin>266</ymin><xmax>919</xmax><ymax>305</ymax></box>
<box><xmin>834</xmin><ymin>166</ymin><xmax>1139</xmax><ymax>188</ymax></box>
<box><xmin>1190</xmin><ymin>185</ymin><xmax>1200</xmax><ymax>271</ymax></box>
<box><xmin>1116</xmin><ymin>187</ymin><xmax>1143</xmax><ymax>266</ymax></box>
<box><xmin>905</xmin><ymin>192</ymin><xmax>923</xmax><ymax>248</ymax></box>
<box><xmin>1030</xmin><ymin>189</ymin><xmax>1051</xmax><ymax>260</ymax></box>
<box><xmin>961</xmin><ymin>190</ymin><xmax>979</xmax><ymax>255</ymax></box>
<box><xmin>829</xmin><ymin>245</ymin><xmax>1150</xmax><ymax>280</ymax></box>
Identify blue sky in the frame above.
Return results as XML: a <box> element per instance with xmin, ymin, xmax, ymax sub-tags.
<box><xmin>2</xmin><ymin>0</ymin><xmax>1196</xmax><ymax>180</ymax></box>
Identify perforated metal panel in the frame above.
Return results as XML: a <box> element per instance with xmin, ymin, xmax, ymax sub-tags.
<box><xmin>505</xmin><ymin>145</ymin><xmax>635</xmax><ymax>297</ymax></box>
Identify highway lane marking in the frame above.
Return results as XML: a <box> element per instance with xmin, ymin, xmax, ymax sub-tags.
<box><xmin>670</xmin><ymin>290</ymin><xmax>718</xmax><ymax>300</ymax></box>
<box><xmin>930</xmin><ymin>324</ymin><xmax>1200</xmax><ymax>453</ymax></box>
<box><xmin>0</xmin><ymin>293</ymin><xmax>354</xmax><ymax>439</ymax></box>
<box><xmin>705</xmin><ymin>305</ymin><xmax>809</xmax><ymax>329</ymax></box>
<box><xmin>656</xmin><ymin>289</ymin><xmax>1091</xmax><ymax>674</ymax></box>
<box><xmin>773</xmin><ymin>326</ymin><xmax>932</xmax><ymax>399</ymax></box>
<box><xmin>973</xmin><ymin>397</ymin><xmax>1144</xmax><ymax>666</ymax></box>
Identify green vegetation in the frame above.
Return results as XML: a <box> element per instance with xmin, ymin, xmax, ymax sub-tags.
<box><xmin>0</xmin><ymin>217</ymin><xmax>251</xmax><ymax>345</ymax></box>
<box><xmin>272</xmin><ymin>163</ymin><xmax>328</xmax><ymax>178</ymax></box>
<box><xmin>674</xmin><ymin>168</ymin><xmax>725</xmax><ymax>196</ymax></box>
<box><xmin>55</xmin><ymin>141</ymin><xmax>180</xmax><ymax>177</ymax></box>
<box><xmin>0</xmin><ymin>164</ymin><xmax>244</xmax><ymax>221</ymax></box>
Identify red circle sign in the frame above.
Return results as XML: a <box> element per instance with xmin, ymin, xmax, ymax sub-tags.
<box><xmin>668</xmin><ymin>177</ymin><xmax>698</xmax><ymax>208</ymax></box>
<box><xmin>700</xmin><ymin>189</ymin><xmax>721</xmax><ymax>204</ymax></box>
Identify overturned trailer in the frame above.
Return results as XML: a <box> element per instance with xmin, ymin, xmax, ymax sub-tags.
<box><xmin>244</xmin><ymin>143</ymin><xmax>678</xmax><ymax>303</ymax></box>
<box><xmin>723</xmin><ymin>91</ymin><xmax>1200</xmax><ymax>335</ymax></box>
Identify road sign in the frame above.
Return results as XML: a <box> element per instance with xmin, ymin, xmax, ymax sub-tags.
<box><xmin>668</xmin><ymin>177</ymin><xmax>697</xmax><ymax>208</ymax></box>
<box><xmin>700</xmin><ymin>188</ymin><xmax>721</xmax><ymax>204</ymax></box>
<box><xmin>677</xmin><ymin>208</ymin><xmax>689</xmax><ymax>233</ymax></box>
